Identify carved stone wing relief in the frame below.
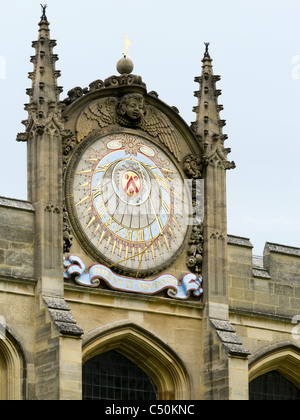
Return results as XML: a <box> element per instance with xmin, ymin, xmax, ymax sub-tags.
<box><xmin>76</xmin><ymin>95</ymin><xmax>182</xmax><ymax>161</ymax></box>
<box><xmin>141</xmin><ymin>105</ymin><xmax>181</xmax><ymax>161</ymax></box>
<box><xmin>77</xmin><ymin>97</ymin><xmax>118</xmax><ymax>142</ymax></box>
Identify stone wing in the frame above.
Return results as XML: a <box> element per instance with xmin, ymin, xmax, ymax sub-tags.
<box><xmin>76</xmin><ymin>97</ymin><xmax>118</xmax><ymax>142</ymax></box>
<box><xmin>141</xmin><ymin>105</ymin><xmax>181</xmax><ymax>161</ymax></box>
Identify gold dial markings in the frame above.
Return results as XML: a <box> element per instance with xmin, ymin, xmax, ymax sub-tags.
<box><xmin>125</xmin><ymin>246</ymin><xmax>129</xmax><ymax>265</ymax></box>
<box><xmin>85</xmin><ymin>215</ymin><xmax>96</xmax><ymax>230</ymax></box>
<box><xmin>162</xmin><ymin>234</ymin><xmax>171</xmax><ymax>254</ymax></box>
<box><xmin>94</xmin><ymin>224</ymin><xmax>101</xmax><ymax>234</ymax></box>
<box><xmin>76</xmin><ymin>169</ymin><xmax>92</xmax><ymax>175</ymax></box>
<box><xmin>97</xmin><ymin>231</ymin><xmax>106</xmax><ymax>246</ymax></box>
<box><xmin>151</xmin><ymin>244</ymin><xmax>156</xmax><ymax>264</ymax></box>
<box><xmin>111</xmin><ymin>240</ymin><xmax>117</xmax><ymax>259</ymax></box>
<box><xmin>79</xmin><ymin>182</ymin><xmax>89</xmax><ymax>189</ymax></box>
<box><xmin>76</xmin><ymin>195</ymin><xmax>90</xmax><ymax>206</ymax></box>
<box><xmin>106</xmin><ymin>236</ymin><xmax>112</xmax><ymax>248</ymax></box>
<box><xmin>172</xmin><ymin>216</ymin><xmax>184</xmax><ymax>234</ymax></box>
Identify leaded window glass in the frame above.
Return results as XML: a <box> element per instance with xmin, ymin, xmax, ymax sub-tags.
<box><xmin>249</xmin><ymin>370</ymin><xmax>300</xmax><ymax>400</ymax></box>
<box><xmin>82</xmin><ymin>350</ymin><xmax>157</xmax><ymax>400</ymax></box>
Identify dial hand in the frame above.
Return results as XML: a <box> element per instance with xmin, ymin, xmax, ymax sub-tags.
<box><xmin>135</xmin><ymin>235</ymin><xmax>161</xmax><ymax>278</ymax></box>
<box><xmin>136</xmin><ymin>160</ymin><xmax>163</xmax><ymax>236</ymax></box>
<box><xmin>108</xmin><ymin>233</ymin><xmax>163</xmax><ymax>276</ymax></box>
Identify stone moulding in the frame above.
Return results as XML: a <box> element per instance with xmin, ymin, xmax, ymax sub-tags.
<box><xmin>0</xmin><ymin>197</ymin><xmax>35</xmax><ymax>212</ymax></box>
<box><xmin>43</xmin><ymin>296</ymin><xmax>83</xmax><ymax>337</ymax></box>
<box><xmin>265</xmin><ymin>242</ymin><xmax>300</xmax><ymax>257</ymax></box>
<box><xmin>210</xmin><ymin>318</ymin><xmax>250</xmax><ymax>358</ymax></box>
<box><xmin>227</xmin><ymin>234</ymin><xmax>253</xmax><ymax>248</ymax></box>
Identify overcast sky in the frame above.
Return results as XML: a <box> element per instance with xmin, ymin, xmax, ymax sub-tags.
<box><xmin>1</xmin><ymin>0</ymin><xmax>300</xmax><ymax>256</ymax></box>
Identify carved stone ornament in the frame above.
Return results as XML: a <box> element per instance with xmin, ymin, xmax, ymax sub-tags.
<box><xmin>104</xmin><ymin>74</ymin><xmax>146</xmax><ymax>89</ymax></box>
<box><xmin>63</xmin><ymin>207</ymin><xmax>73</xmax><ymax>253</ymax></box>
<box><xmin>76</xmin><ymin>93</ymin><xmax>181</xmax><ymax>161</ymax></box>
<box><xmin>17</xmin><ymin>111</ymin><xmax>65</xmax><ymax>141</ymax></box>
<box><xmin>183</xmin><ymin>154</ymin><xmax>203</xmax><ymax>179</ymax></box>
<box><xmin>202</xmin><ymin>146</ymin><xmax>235</xmax><ymax>171</ymax></box>
<box><xmin>186</xmin><ymin>224</ymin><xmax>203</xmax><ymax>275</ymax></box>
<box><xmin>62</xmin><ymin>80</ymin><xmax>105</xmax><ymax>106</ymax></box>
<box><xmin>183</xmin><ymin>153</ymin><xmax>204</xmax><ymax>275</ymax></box>
<box><xmin>62</xmin><ymin>129</ymin><xmax>78</xmax><ymax>173</ymax></box>
<box><xmin>44</xmin><ymin>203</ymin><xmax>60</xmax><ymax>214</ymax></box>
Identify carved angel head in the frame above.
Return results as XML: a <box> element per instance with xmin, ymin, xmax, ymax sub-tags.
<box><xmin>117</xmin><ymin>93</ymin><xmax>145</xmax><ymax>121</ymax></box>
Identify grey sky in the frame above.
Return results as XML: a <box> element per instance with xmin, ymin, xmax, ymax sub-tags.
<box><xmin>1</xmin><ymin>0</ymin><xmax>300</xmax><ymax>255</ymax></box>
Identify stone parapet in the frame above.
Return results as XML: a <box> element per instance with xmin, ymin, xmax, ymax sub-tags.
<box><xmin>228</xmin><ymin>235</ymin><xmax>300</xmax><ymax>319</ymax></box>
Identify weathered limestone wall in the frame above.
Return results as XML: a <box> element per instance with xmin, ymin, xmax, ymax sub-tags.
<box><xmin>228</xmin><ymin>234</ymin><xmax>300</xmax><ymax>382</ymax></box>
<box><xmin>0</xmin><ymin>197</ymin><xmax>36</xmax><ymax>398</ymax></box>
<box><xmin>228</xmin><ymin>235</ymin><xmax>300</xmax><ymax>318</ymax></box>
<box><xmin>0</xmin><ymin>197</ymin><xmax>35</xmax><ymax>279</ymax></box>
<box><xmin>65</xmin><ymin>284</ymin><xmax>203</xmax><ymax>400</ymax></box>
<box><xmin>0</xmin><ymin>197</ymin><xmax>83</xmax><ymax>400</ymax></box>
<box><xmin>34</xmin><ymin>295</ymin><xmax>83</xmax><ymax>400</ymax></box>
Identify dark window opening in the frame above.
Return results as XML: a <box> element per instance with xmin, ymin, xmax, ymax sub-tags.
<box><xmin>249</xmin><ymin>370</ymin><xmax>300</xmax><ymax>400</ymax></box>
<box><xmin>82</xmin><ymin>350</ymin><xmax>158</xmax><ymax>400</ymax></box>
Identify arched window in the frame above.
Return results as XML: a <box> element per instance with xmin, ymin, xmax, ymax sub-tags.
<box><xmin>0</xmin><ymin>330</ymin><xmax>23</xmax><ymax>400</ymax></box>
<box><xmin>249</xmin><ymin>370</ymin><xmax>300</xmax><ymax>400</ymax></box>
<box><xmin>82</xmin><ymin>321</ymin><xmax>191</xmax><ymax>400</ymax></box>
<box><xmin>82</xmin><ymin>350</ymin><xmax>157</xmax><ymax>400</ymax></box>
<box><xmin>249</xmin><ymin>345</ymin><xmax>300</xmax><ymax>401</ymax></box>
<box><xmin>0</xmin><ymin>350</ymin><xmax>8</xmax><ymax>400</ymax></box>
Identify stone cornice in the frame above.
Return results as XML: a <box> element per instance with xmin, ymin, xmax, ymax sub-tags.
<box><xmin>0</xmin><ymin>197</ymin><xmax>34</xmax><ymax>212</ymax></box>
<box><xmin>264</xmin><ymin>242</ymin><xmax>300</xmax><ymax>257</ymax></box>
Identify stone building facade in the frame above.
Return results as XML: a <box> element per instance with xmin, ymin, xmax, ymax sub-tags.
<box><xmin>0</xmin><ymin>10</ymin><xmax>299</xmax><ymax>400</ymax></box>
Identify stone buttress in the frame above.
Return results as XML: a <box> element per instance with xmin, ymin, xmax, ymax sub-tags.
<box><xmin>17</xmin><ymin>8</ymin><xmax>83</xmax><ymax>400</ymax></box>
<box><xmin>192</xmin><ymin>44</ymin><xmax>250</xmax><ymax>399</ymax></box>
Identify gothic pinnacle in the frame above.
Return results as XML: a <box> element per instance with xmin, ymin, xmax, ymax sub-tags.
<box><xmin>17</xmin><ymin>5</ymin><xmax>63</xmax><ymax>142</ymax></box>
<box><xmin>192</xmin><ymin>43</ymin><xmax>226</xmax><ymax>147</ymax></box>
<box><xmin>191</xmin><ymin>43</ymin><xmax>234</xmax><ymax>170</ymax></box>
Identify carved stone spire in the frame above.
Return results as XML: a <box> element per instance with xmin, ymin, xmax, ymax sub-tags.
<box><xmin>30</xmin><ymin>11</ymin><xmax>62</xmax><ymax>114</ymax></box>
<box><xmin>16</xmin><ymin>8</ymin><xmax>82</xmax><ymax>400</ymax></box>
<box><xmin>195</xmin><ymin>46</ymin><xmax>248</xmax><ymax>400</ymax></box>
<box><xmin>192</xmin><ymin>45</ymin><xmax>234</xmax><ymax>316</ymax></box>
<box><xmin>17</xmin><ymin>4</ymin><xmax>63</xmax><ymax>142</ymax></box>
<box><xmin>192</xmin><ymin>44</ymin><xmax>234</xmax><ymax>170</ymax></box>
<box><xmin>16</xmin><ymin>7</ymin><xmax>65</xmax><ymax>293</ymax></box>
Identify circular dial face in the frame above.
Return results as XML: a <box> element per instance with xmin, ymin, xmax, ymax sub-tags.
<box><xmin>70</xmin><ymin>133</ymin><xmax>191</xmax><ymax>276</ymax></box>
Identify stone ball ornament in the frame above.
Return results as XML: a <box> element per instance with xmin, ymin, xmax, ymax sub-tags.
<box><xmin>116</xmin><ymin>56</ymin><xmax>134</xmax><ymax>75</ymax></box>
